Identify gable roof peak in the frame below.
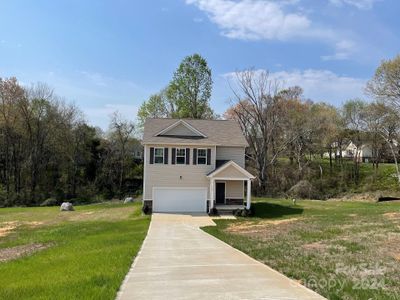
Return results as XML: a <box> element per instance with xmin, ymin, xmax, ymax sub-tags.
<box><xmin>155</xmin><ymin>119</ymin><xmax>207</xmax><ymax>138</ymax></box>
<box><xmin>142</xmin><ymin>118</ymin><xmax>248</xmax><ymax>146</ymax></box>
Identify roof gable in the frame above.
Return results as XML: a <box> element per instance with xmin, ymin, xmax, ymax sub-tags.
<box><xmin>155</xmin><ymin>120</ymin><xmax>206</xmax><ymax>138</ymax></box>
<box><xmin>142</xmin><ymin>118</ymin><xmax>248</xmax><ymax>146</ymax></box>
<box><xmin>207</xmin><ymin>161</ymin><xmax>255</xmax><ymax>179</ymax></box>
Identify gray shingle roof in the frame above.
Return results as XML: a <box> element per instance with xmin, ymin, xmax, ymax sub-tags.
<box><xmin>142</xmin><ymin>118</ymin><xmax>248</xmax><ymax>147</ymax></box>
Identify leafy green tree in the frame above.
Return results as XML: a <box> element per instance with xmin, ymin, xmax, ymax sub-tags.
<box><xmin>167</xmin><ymin>54</ymin><xmax>214</xmax><ymax>119</ymax></box>
<box><xmin>136</xmin><ymin>54</ymin><xmax>215</xmax><ymax>132</ymax></box>
<box><xmin>137</xmin><ymin>89</ymin><xmax>173</xmax><ymax>131</ymax></box>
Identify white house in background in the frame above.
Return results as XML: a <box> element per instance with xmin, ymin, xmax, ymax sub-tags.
<box><xmin>141</xmin><ymin>118</ymin><xmax>255</xmax><ymax>213</ymax></box>
<box><xmin>324</xmin><ymin>141</ymin><xmax>373</xmax><ymax>162</ymax></box>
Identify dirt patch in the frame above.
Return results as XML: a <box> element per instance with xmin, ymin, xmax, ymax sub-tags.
<box><xmin>66</xmin><ymin>208</ymin><xmax>133</xmax><ymax>222</ymax></box>
<box><xmin>392</xmin><ymin>253</ymin><xmax>400</xmax><ymax>261</ymax></box>
<box><xmin>0</xmin><ymin>243</ymin><xmax>51</xmax><ymax>262</ymax></box>
<box><xmin>0</xmin><ymin>221</ymin><xmax>45</xmax><ymax>238</ymax></box>
<box><xmin>225</xmin><ymin>218</ymin><xmax>303</xmax><ymax>241</ymax></box>
<box><xmin>263</xmin><ymin>218</ymin><xmax>300</xmax><ymax>225</ymax></box>
<box><xmin>0</xmin><ymin>222</ymin><xmax>18</xmax><ymax>237</ymax></box>
<box><xmin>227</xmin><ymin>218</ymin><xmax>300</xmax><ymax>233</ymax></box>
<box><xmin>384</xmin><ymin>212</ymin><xmax>400</xmax><ymax>219</ymax></box>
<box><xmin>302</xmin><ymin>242</ymin><xmax>328</xmax><ymax>251</ymax></box>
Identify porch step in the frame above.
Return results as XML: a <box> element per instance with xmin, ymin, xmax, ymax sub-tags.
<box><xmin>215</xmin><ymin>205</ymin><xmax>244</xmax><ymax>215</ymax></box>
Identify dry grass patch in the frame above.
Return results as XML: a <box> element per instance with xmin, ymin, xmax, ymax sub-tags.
<box><xmin>0</xmin><ymin>221</ymin><xmax>45</xmax><ymax>238</ymax></box>
<box><xmin>0</xmin><ymin>243</ymin><xmax>51</xmax><ymax>262</ymax></box>
<box><xmin>0</xmin><ymin>222</ymin><xmax>18</xmax><ymax>237</ymax></box>
<box><xmin>0</xmin><ymin>204</ymin><xmax>135</xmax><ymax>232</ymax></box>
<box><xmin>227</xmin><ymin>217</ymin><xmax>300</xmax><ymax>232</ymax></box>
<box><xmin>383</xmin><ymin>212</ymin><xmax>400</xmax><ymax>220</ymax></box>
<box><xmin>302</xmin><ymin>241</ymin><xmax>329</xmax><ymax>251</ymax></box>
<box><xmin>226</xmin><ymin>218</ymin><xmax>302</xmax><ymax>239</ymax></box>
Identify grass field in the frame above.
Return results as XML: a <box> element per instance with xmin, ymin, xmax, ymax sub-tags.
<box><xmin>0</xmin><ymin>202</ymin><xmax>150</xmax><ymax>300</ymax></box>
<box><xmin>204</xmin><ymin>198</ymin><xmax>400</xmax><ymax>300</ymax></box>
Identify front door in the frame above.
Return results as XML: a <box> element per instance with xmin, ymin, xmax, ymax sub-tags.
<box><xmin>216</xmin><ymin>182</ymin><xmax>225</xmax><ymax>204</ymax></box>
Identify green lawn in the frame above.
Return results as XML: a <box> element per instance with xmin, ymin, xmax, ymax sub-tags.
<box><xmin>0</xmin><ymin>202</ymin><xmax>150</xmax><ymax>300</ymax></box>
<box><xmin>204</xmin><ymin>198</ymin><xmax>400</xmax><ymax>300</ymax></box>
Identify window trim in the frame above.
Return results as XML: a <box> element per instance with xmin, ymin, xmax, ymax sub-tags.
<box><xmin>154</xmin><ymin>147</ymin><xmax>164</xmax><ymax>164</ymax></box>
<box><xmin>197</xmin><ymin>148</ymin><xmax>207</xmax><ymax>165</ymax></box>
<box><xmin>175</xmin><ymin>148</ymin><xmax>186</xmax><ymax>165</ymax></box>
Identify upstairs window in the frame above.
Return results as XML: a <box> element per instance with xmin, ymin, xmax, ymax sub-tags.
<box><xmin>197</xmin><ymin>149</ymin><xmax>207</xmax><ymax>165</ymax></box>
<box><xmin>176</xmin><ymin>148</ymin><xmax>186</xmax><ymax>164</ymax></box>
<box><xmin>154</xmin><ymin>148</ymin><xmax>164</xmax><ymax>164</ymax></box>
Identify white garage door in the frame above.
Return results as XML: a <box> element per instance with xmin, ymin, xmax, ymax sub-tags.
<box><xmin>153</xmin><ymin>187</ymin><xmax>207</xmax><ymax>213</ymax></box>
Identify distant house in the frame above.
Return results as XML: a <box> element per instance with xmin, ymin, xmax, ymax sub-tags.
<box><xmin>324</xmin><ymin>141</ymin><xmax>373</xmax><ymax>162</ymax></box>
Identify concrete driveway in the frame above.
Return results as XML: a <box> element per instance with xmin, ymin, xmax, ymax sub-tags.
<box><xmin>117</xmin><ymin>213</ymin><xmax>325</xmax><ymax>300</ymax></box>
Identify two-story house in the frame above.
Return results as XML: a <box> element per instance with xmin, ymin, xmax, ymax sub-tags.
<box><xmin>142</xmin><ymin>118</ymin><xmax>255</xmax><ymax>213</ymax></box>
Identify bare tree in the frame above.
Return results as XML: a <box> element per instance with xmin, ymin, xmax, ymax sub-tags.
<box><xmin>227</xmin><ymin>69</ymin><xmax>296</xmax><ymax>194</ymax></box>
<box><xmin>362</xmin><ymin>102</ymin><xmax>400</xmax><ymax>186</ymax></box>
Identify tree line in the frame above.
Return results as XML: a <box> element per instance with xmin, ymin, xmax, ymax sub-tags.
<box><xmin>2</xmin><ymin>53</ymin><xmax>399</xmax><ymax>205</ymax></box>
<box><xmin>0</xmin><ymin>78</ymin><xmax>141</xmax><ymax>207</ymax></box>
<box><xmin>226</xmin><ymin>55</ymin><xmax>400</xmax><ymax>197</ymax></box>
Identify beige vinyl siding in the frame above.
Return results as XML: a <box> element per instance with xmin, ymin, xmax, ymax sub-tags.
<box><xmin>163</xmin><ymin>123</ymin><xmax>198</xmax><ymax>136</ymax></box>
<box><xmin>226</xmin><ymin>181</ymin><xmax>244</xmax><ymax>198</ymax></box>
<box><xmin>144</xmin><ymin>145</ymin><xmax>216</xmax><ymax>200</ymax></box>
<box><xmin>216</xmin><ymin>146</ymin><xmax>245</xmax><ymax>167</ymax></box>
<box><xmin>216</xmin><ymin>165</ymin><xmax>248</xmax><ymax>178</ymax></box>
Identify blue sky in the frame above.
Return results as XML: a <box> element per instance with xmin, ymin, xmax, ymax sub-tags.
<box><xmin>1</xmin><ymin>0</ymin><xmax>399</xmax><ymax>129</ymax></box>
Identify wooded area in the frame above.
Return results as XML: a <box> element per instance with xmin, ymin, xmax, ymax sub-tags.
<box><xmin>224</xmin><ymin>65</ymin><xmax>400</xmax><ymax>197</ymax></box>
<box><xmin>0</xmin><ymin>78</ymin><xmax>142</xmax><ymax>207</ymax></box>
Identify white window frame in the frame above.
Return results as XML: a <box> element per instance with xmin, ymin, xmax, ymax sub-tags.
<box><xmin>176</xmin><ymin>148</ymin><xmax>186</xmax><ymax>165</ymax></box>
<box><xmin>154</xmin><ymin>147</ymin><xmax>164</xmax><ymax>164</ymax></box>
<box><xmin>197</xmin><ymin>148</ymin><xmax>207</xmax><ymax>165</ymax></box>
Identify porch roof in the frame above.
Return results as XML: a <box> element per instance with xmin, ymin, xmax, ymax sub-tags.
<box><xmin>206</xmin><ymin>160</ymin><xmax>255</xmax><ymax>180</ymax></box>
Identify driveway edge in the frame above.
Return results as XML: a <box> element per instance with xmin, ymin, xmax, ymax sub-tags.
<box><xmin>115</xmin><ymin>214</ymin><xmax>153</xmax><ymax>300</ymax></box>
<box><xmin>198</xmin><ymin>224</ymin><xmax>327</xmax><ymax>300</ymax></box>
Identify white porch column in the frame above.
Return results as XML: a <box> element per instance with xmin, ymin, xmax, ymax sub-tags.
<box><xmin>209</xmin><ymin>179</ymin><xmax>215</xmax><ymax>211</ymax></box>
<box><xmin>246</xmin><ymin>179</ymin><xmax>251</xmax><ymax>210</ymax></box>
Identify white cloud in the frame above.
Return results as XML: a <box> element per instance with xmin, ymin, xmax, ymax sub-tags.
<box><xmin>186</xmin><ymin>0</ymin><xmax>368</xmax><ymax>61</ymax></box>
<box><xmin>321</xmin><ymin>39</ymin><xmax>356</xmax><ymax>61</ymax></box>
<box><xmin>186</xmin><ymin>0</ymin><xmax>323</xmax><ymax>41</ymax></box>
<box><xmin>225</xmin><ymin>69</ymin><xmax>367</xmax><ymax>104</ymax></box>
<box><xmin>329</xmin><ymin>0</ymin><xmax>380</xmax><ymax>10</ymax></box>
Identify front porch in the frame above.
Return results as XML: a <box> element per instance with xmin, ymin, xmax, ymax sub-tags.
<box><xmin>206</xmin><ymin>160</ymin><xmax>255</xmax><ymax>213</ymax></box>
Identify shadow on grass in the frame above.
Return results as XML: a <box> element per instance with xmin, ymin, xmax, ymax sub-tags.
<box><xmin>252</xmin><ymin>202</ymin><xmax>304</xmax><ymax>219</ymax></box>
